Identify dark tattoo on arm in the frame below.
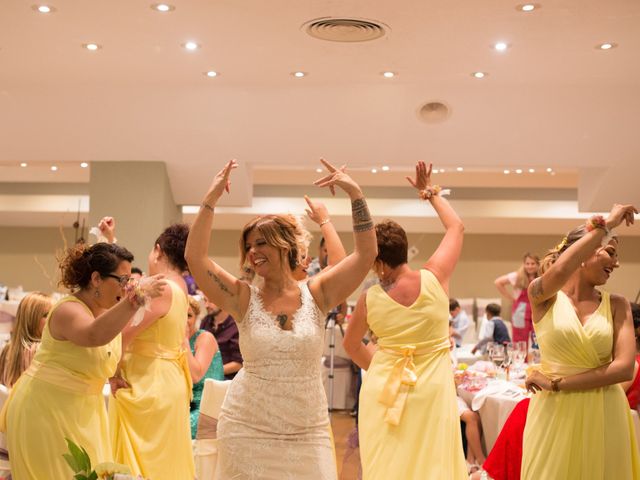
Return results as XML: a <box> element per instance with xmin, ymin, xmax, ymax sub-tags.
<box><xmin>530</xmin><ymin>277</ymin><xmax>544</xmax><ymax>300</ymax></box>
<box><xmin>351</xmin><ymin>198</ymin><xmax>374</xmax><ymax>233</ymax></box>
<box><xmin>206</xmin><ymin>270</ymin><xmax>234</xmax><ymax>297</ymax></box>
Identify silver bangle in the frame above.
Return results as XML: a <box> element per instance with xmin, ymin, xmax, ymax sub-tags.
<box><xmin>319</xmin><ymin>218</ymin><xmax>331</xmax><ymax>226</ymax></box>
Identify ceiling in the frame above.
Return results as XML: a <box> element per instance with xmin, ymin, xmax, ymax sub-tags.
<box><xmin>1</xmin><ymin>0</ymin><xmax>639</xmax><ymax>231</ymax></box>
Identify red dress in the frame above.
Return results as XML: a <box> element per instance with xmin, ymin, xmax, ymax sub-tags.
<box><xmin>626</xmin><ymin>355</ymin><xmax>640</xmax><ymax>409</ymax></box>
<box><xmin>511</xmin><ymin>289</ymin><xmax>532</xmax><ymax>343</ymax></box>
<box><xmin>482</xmin><ymin>398</ymin><xmax>530</xmax><ymax>480</ymax></box>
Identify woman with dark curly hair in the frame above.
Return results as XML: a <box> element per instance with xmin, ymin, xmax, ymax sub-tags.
<box><xmin>0</xmin><ymin>242</ymin><xmax>164</xmax><ymax>480</ymax></box>
<box><xmin>109</xmin><ymin>223</ymin><xmax>196</xmax><ymax>479</ymax></box>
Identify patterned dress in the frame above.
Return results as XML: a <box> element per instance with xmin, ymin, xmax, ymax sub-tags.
<box><xmin>216</xmin><ymin>282</ymin><xmax>337</xmax><ymax>479</ymax></box>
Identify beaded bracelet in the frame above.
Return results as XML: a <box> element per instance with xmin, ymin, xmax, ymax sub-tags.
<box><xmin>418</xmin><ymin>185</ymin><xmax>446</xmax><ymax>200</ymax></box>
<box><xmin>319</xmin><ymin>218</ymin><xmax>331</xmax><ymax>226</ymax></box>
<box><xmin>585</xmin><ymin>215</ymin><xmax>609</xmax><ymax>234</ymax></box>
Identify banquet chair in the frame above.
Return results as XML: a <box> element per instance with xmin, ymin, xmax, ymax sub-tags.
<box><xmin>193</xmin><ymin>379</ymin><xmax>231</xmax><ymax>480</ymax></box>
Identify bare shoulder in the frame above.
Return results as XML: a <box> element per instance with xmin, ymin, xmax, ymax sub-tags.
<box><xmin>609</xmin><ymin>293</ymin><xmax>631</xmax><ymax>316</ymax></box>
<box><xmin>195</xmin><ymin>330</ymin><xmax>216</xmax><ymax>345</ymax></box>
<box><xmin>51</xmin><ymin>300</ymin><xmax>90</xmax><ymax>321</ymax></box>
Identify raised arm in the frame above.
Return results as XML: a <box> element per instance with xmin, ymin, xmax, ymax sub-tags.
<box><xmin>49</xmin><ymin>277</ymin><xmax>166</xmax><ymax>347</ymax></box>
<box><xmin>304</xmin><ymin>195</ymin><xmax>347</xmax><ymax>267</ymax></box>
<box><xmin>184</xmin><ymin>160</ymin><xmax>250</xmax><ymax>320</ymax></box>
<box><xmin>307</xmin><ymin>160</ymin><xmax>377</xmax><ymax>312</ymax></box>
<box><xmin>528</xmin><ymin>204</ymin><xmax>638</xmax><ymax>309</ymax></box>
<box><xmin>407</xmin><ymin>161</ymin><xmax>464</xmax><ymax>294</ymax></box>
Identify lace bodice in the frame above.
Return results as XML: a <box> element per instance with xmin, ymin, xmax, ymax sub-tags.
<box><xmin>238</xmin><ymin>282</ymin><xmax>325</xmax><ymax>380</ymax></box>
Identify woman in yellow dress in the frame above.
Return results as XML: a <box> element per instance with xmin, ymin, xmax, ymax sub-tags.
<box><xmin>343</xmin><ymin>161</ymin><xmax>468</xmax><ymax>480</ymax></box>
<box><xmin>522</xmin><ymin>203</ymin><xmax>640</xmax><ymax>479</ymax></box>
<box><xmin>1</xmin><ymin>242</ymin><xmax>164</xmax><ymax>479</ymax></box>
<box><xmin>109</xmin><ymin>224</ymin><xmax>195</xmax><ymax>479</ymax></box>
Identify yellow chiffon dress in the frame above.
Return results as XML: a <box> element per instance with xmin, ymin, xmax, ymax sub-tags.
<box><xmin>109</xmin><ymin>279</ymin><xmax>195</xmax><ymax>479</ymax></box>
<box><xmin>1</xmin><ymin>296</ymin><xmax>121</xmax><ymax>479</ymax></box>
<box><xmin>359</xmin><ymin>269</ymin><xmax>467</xmax><ymax>480</ymax></box>
<box><xmin>522</xmin><ymin>291</ymin><xmax>640</xmax><ymax>479</ymax></box>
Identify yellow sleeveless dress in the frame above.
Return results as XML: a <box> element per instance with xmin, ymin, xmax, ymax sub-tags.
<box><xmin>522</xmin><ymin>291</ymin><xmax>640</xmax><ymax>479</ymax></box>
<box><xmin>359</xmin><ymin>269</ymin><xmax>467</xmax><ymax>480</ymax></box>
<box><xmin>109</xmin><ymin>279</ymin><xmax>195</xmax><ymax>479</ymax></box>
<box><xmin>1</xmin><ymin>296</ymin><xmax>121</xmax><ymax>479</ymax></box>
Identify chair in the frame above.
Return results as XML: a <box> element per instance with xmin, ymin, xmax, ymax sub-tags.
<box><xmin>631</xmin><ymin>409</ymin><xmax>640</xmax><ymax>455</ymax></box>
<box><xmin>193</xmin><ymin>379</ymin><xmax>231</xmax><ymax>480</ymax></box>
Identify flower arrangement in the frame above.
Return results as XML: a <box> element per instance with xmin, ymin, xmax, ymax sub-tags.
<box><xmin>62</xmin><ymin>438</ymin><xmax>146</xmax><ymax>480</ymax></box>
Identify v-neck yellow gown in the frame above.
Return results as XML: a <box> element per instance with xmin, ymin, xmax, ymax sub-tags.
<box><xmin>1</xmin><ymin>296</ymin><xmax>121</xmax><ymax>479</ymax></box>
<box><xmin>109</xmin><ymin>279</ymin><xmax>195</xmax><ymax>479</ymax></box>
<box><xmin>522</xmin><ymin>291</ymin><xmax>640</xmax><ymax>479</ymax></box>
<box><xmin>359</xmin><ymin>269</ymin><xmax>467</xmax><ymax>480</ymax></box>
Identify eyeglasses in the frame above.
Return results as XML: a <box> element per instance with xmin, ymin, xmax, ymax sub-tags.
<box><xmin>104</xmin><ymin>273</ymin><xmax>131</xmax><ymax>287</ymax></box>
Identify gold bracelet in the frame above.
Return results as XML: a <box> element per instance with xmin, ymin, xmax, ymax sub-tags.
<box><xmin>551</xmin><ymin>377</ymin><xmax>562</xmax><ymax>392</ymax></box>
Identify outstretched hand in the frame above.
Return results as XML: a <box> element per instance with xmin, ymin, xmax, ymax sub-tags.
<box><xmin>313</xmin><ymin>159</ymin><xmax>360</xmax><ymax>197</ymax></box>
<box><xmin>605</xmin><ymin>204</ymin><xmax>638</xmax><ymax>230</ymax></box>
<box><xmin>206</xmin><ymin>159</ymin><xmax>238</xmax><ymax>204</ymax></box>
<box><xmin>304</xmin><ymin>196</ymin><xmax>330</xmax><ymax>225</ymax></box>
<box><xmin>138</xmin><ymin>274</ymin><xmax>167</xmax><ymax>299</ymax></box>
<box><xmin>406</xmin><ymin>161</ymin><xmax>432</xmax><ymax>191</ymax></box>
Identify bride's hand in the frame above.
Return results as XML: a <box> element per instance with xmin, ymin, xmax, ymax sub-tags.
<box><xmin>205</xmin><ymin>159</ymin><xmax>238</xmax><ymax>204</ymax></box>
<box><xmin>313</xmin><ymin>159</ymin><xmax>361</xmax><ymax>197</ymax></box>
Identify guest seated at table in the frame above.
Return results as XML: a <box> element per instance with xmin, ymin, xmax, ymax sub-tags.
<box><xmin>472</xmin><ymin>304</ymin><xmax>511</xmax><ymax>355</ymax></box>
<box><xmin>450</xmin><ymin>298</ymin><xmax>472</xmax><ymax>347</ymax></box>
<box><xmin>457</xmin><ymin>396</ymin><xmax>486</xmax><ymax>474</ymax></box>
<box><xmin>200</xmin><ymin>299</ymin><xmax>243</xmax><ymax>380</ymax></box>
<box><xmin>0</xmin><ymin>292</ymin><xmax>53</xmax><ymax>387</ymax></box>
<box><xmin>185</xmin><ymin>296</ymin><xmax>223</xmax><ymax>439</ymax></box>
<box><xmin>622</xmin><ymin>302</ymin><xmax>640</xmax><ymax>410</ymax></box>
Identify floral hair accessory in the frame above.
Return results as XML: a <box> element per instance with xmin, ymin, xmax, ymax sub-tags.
<box><xmin>418</xmin><ymin>185</ymin><xmax>451</xmax><ymax>200</ymax></box>
<box><xmin>555</xmin><ymin>237</ymin><xmax>568</xmax><ymax>252</ymax></box>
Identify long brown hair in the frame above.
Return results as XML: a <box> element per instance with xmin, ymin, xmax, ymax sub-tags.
<box><xmin>0</xmin><ymin>292</ymin><xmax>53</xmax><ymax>387</ymax></box>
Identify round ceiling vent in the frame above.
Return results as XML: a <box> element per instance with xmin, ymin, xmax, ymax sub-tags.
<box><xmin>418</xmin><ymin>101</ymin><xmax>451</xmax><ymax>124</ymax></box>
<box><xmin>303</xmin><ymin>17</ymin><xmax>388</xmax><ymax>43</ymax></box>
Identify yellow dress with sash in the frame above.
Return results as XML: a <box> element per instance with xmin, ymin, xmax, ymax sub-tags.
<box><xmin>109</xmin><ymin>279</ymin><xmax>195</xmax><ymax>479</ymax></box>
<box><xmin>1</xmin><ymin>296</ymin><xmax>121</xmax><ymax>480</ymax></box>
<box><xmin>359</xmin><ymin>269</ymin><xmax>467</xmax><ymax>480</ymax></box>
<box><xmin>522</xmin><ymin>291</ymin><xmax>640</xmax><ymax>479</ymax></box>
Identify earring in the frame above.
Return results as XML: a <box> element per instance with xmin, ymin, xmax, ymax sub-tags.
<box><xmin>580</xmin><ymin>262</ymin><xmax>586</xmax><ymax>268</ymax></box>
<box><xmin>94</xmin><ymin>289</ymin><xmax>101</xmax><ymax>299</ymax></box>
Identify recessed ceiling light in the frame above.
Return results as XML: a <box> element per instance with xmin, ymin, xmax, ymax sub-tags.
<box><xmin>382</xmin><ymin>71</ymin><xmax>395</xmax><ymax>78</ymax></box>
<box><xmin>546</xmin><ymin>167</ymin><xmax>553</xmax><ymax>172</ymax></box>
<box><xmin>515</xmin><ymin>169</ymin><xmax>523</xmax><ymax>174</ymax></box>
<box><xmin>381</xmin><ymin>165</ymin><xmax>390</xmax><ymax>171</ymax></box>
<box><xmin>20</xmin><ymin>162</ymin><xmax>28</xmax><ymax>167</ymax></box>
<box><xmin>503</xmin><ymin>169</ymin><xmax>511</xmax><ymax>174</ymax></box>
<box><xmin>151</xmin><ymin>3</ymin><xmax>174</xmax><ymax>12</ymax></box>
<box><xmin>528</xmin><ymin>168</ymin><xmax>535</xmax><ymax>173</ymax></box>
<box><xmin>83</xmin><ymin>43</ymin><xmax>101</xmax><ymax>51</ymax></box>
<box><xmin>494</xmin><ymin>42</ymin><xmax>509</xmax><ymax>52</ymax></box>
<box><xmin>518</xmin><ymin>3</ymin><xmax>539</xmax><ymax>12</ymax></box>
<box><xmin>433</xmin><ymin>168</ymin><xmax>439</xmax><ymax>174</ymax></box>
<box><xmin>205</xmin><ymin>71</ymin><xmax>218</xmax><ymax>78</ymax></box>
<box><xmin>597</xmin><ymin>42</ymin><xmax>617</xmax><ymax>50</ymax></box>
<box><xmin>371</xmin><ymin>168</ymin><xmax>378</xmax><ymax>174</ymax></box>
<box><xmin>292</xmin><ymin>71</ymin><xmax>306</xmax><ymax>78</ymax></box>
<box><xmin>33</xmin><ymin>5</ymin><xmax>55</xmax><ymax>13</ymax></box>
<box><xmin>80</xmin><ymin>162</ymin><xmax>89</xmax><ymax>168</ymax></box>
<box><xmin>439</xmin><ymin>168</ymin><xmax>445</xmax><ymax>173</ymax></box>
<box><xmin>183</xmin><ymin>41</ymin><xmax>200</xmax><ymax>51</ymax></box>
<box><xmin>456</xmin><ymin>167</ymin><xmax>464</xmax><ymax>172</ymax></box>
<box><xmin>472</xmin><ymin>71</ymin><xmax>487</xmax><ymax>79</ymax></box>
<box><xmin>50</xmin><ymin>165</ymin><xmax>58</xmax><ymax>172</ymax></box>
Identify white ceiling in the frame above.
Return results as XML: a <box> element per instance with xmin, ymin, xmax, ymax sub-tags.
<box><xmin>1</xmin><ymin>0</ymin><xmax>639</xmax><ymax>220</ymax></box>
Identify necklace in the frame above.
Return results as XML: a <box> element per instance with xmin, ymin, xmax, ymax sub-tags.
<box><xmin>276</xmin><ymin>313</ymin><xmax>288</xmax><ymax>329</ymax></box>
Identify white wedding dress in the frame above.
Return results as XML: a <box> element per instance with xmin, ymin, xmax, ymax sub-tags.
<box><xmin>216</xmin><ymin>282</ymin><xmax>337</xmax><ymax>480</ymax></box>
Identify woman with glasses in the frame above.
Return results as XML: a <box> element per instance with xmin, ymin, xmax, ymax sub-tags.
<box><xmin>1</xmin><ymin>242</ymin><xmax>165</xmax><ymax>480</ymax></box>
<box><xmin>109</xmin><ymin>223</ymin><xmax>196</xmax><ymax>479</ymax></box>
<box><xmin>0</xmin><ymin>291</ymin><xmax>53</xmax><ymax>387</ymax></box>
